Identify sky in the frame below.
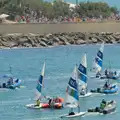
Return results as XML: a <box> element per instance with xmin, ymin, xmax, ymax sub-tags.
<box><xmin>63</xmin><ymin>0</ymin><xmax>120</xmax><ymax>8</ymax></box>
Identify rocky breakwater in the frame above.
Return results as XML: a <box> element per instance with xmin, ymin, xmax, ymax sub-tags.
<box><xmin>0</xmin><ymin>32</ymin><xmax>120</xmax><ymax>48</ymax></box>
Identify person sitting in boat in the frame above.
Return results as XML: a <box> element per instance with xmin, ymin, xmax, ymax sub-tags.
<box><xmin>15</xmin><ymin>79</ymin><xmax>19</xmax><ymax>83</ymax></box>
<box><xmin>96</xmin><ymin>71</ymin><xmax>101</xmax><ymax>78</ymax></box>
<box><xmin>2</xmin><ymin>83</ymin><xmax>6</xmax><ymax>88</ymax></box>
<box><xmin>114</xmin><ymin>71</ymin><xmax>117</xmax><ymax>76</ymax></box>
<box><xmin>7</xmin><ymin>77</ymin><xmax>13</xmax><ymax>86</ymax></box>
<box><xmin>48</xmin><ymin>98</ymin><xmax>52</xmax><ymax>105</ymax></box>
<box><xmin>69</xmin><ymin>108</ymin><xmax>75</xmax><ymax>115</ymax></box>
<box><xmin>35</xmin><ymin>99</ymin><xmax>40</xmax><ymax>106</ymax></box>
<box><xmin>100</xmin><ymin>99</ymin><xmax>107</xmax><ymax>110</ymax></box>
<box><xmin>80</xmin><ymin>85</ymin><xmax>86</xmax><ymax>95</ymax></box>
<box><xmin>103</xmin><ymin>81</ymin><xmax>109</xmax><ymax>89</ymax></box>
<box><xmin>49</xmin><ymin>98</ymin><xmax>55</xmax><ymax>108</ymax></box>
<box><xmin>105</xmin><ymin>69</ymin><xmax>108</xmax><ymax>76</ymax></box>
<box><xmin>69</xmin><ymin>112</ymin><xmax>75</xmax><ymax>115</ymax></box>
<box><xmin>103</xmin><ymin>81</ymin><xmax>111</xmax><ymax>90</ymax></box>
<box><xmin>80</xmin><ymin>88</ymin><xmax>86</xmax><ymax>95</ymax></box>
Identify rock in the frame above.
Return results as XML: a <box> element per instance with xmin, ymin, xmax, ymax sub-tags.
<box><xmin>0</xmin><ymin>32</ymin><xmax>119</xmax><ymax>48</ymax></box>
<box><xmin>91</xmin><ymin>38</ymin><xmax>98</xmax><ymax>43</ymax></box>
<box><xmin>40</xmin><ymin>41</ymin><xmax>48</xmax><ymax>47</ymax></box>
<box><xmin>53</xmin><ymin>37</ymin><xmax>60</xmax><ymax>42</ymax></box>
<box><xmin>41</xmin><ymin>38</ymin><xmax>48</xmax><ymax>44</ymax></box>
<box><xmin>76</xmin><ymin>39</ymin><xmax>86</xmax><ymax>44</ymax></box>
<box><xmin>46</xmin><ymin>33</ymin><xmax>53</xmax><ymax>39</ymax></box>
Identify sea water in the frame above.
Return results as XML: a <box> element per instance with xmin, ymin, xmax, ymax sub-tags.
<box><xmin>0</xmin><ymin>44</ymin><xmax>120</xmax><ymax>120</ymax></box>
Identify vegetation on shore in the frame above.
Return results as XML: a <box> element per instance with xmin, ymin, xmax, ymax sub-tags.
<box><xmin>0</xmin><ymin>0</ymin><xmax>119</xmax><ymax>20</ymax></box>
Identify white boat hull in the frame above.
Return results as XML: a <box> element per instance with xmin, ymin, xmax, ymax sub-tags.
<box><xmin>61</xmin><ymin>112</ymin><xmax>86</xmax><ymax>118</ymax></box>
<box><xmin>26</xmin><ymin>103</ymin><xmax>42</xmax><ymax>109</ymax></box>
<box><xmin>79</xmin><ymin>92</ymin><xmax>92</xmax><ymax>98</ymax></box>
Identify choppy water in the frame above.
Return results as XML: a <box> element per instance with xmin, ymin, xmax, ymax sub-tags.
<box><xmin>0</xmin><ymin>44</ymin><xmax>120</xmax><ymax>120</ymax></box>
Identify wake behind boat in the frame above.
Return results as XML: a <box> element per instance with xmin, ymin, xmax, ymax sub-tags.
<box><xmin>26</xmin><ymin>62</ymin><xmax>63</xmax><ymax>109</ymax></box>
<box><xmin>60</xmin><ymin>65</ymin><xmax>86</xmax><ymax>118</ymax></box>
<box><xmin>78</xmin><ymin>53</ymin><xmax>92</xmax><ymax>98</ymax></box>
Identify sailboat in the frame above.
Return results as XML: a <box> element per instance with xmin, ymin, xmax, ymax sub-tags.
<box><xmin>91</xmin><ymin>43</ymin><xmax>104</xmax><ymax>78</ymax></box>
<box><xmin>26</xmin><ymin>62</ymin><xmax>63</xmax><ymax>109</ymax></box>
<box><xmin>78</xmin><ymin>53</ymin><xmax>92</xmax><ymax>98</ymax></box>
<box><xmin>26</xmin><ymin>62</ymin><xmax>46</xmax><ymax>109</ymax></box>
<box><xmin>61</xmin><ymin>65</ymin><xmax>86</xmax><ymax>118</ymax></box>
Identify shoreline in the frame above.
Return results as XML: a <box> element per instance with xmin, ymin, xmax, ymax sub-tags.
<box><xmin>0</xmin><ymin>32</ymin><xmax>119</xmax><ymax>49</ymax></box>
<box><xmin>0</xmin><ymin>43</ymin><xmax>117</xmax><ymax>50</ymax></box>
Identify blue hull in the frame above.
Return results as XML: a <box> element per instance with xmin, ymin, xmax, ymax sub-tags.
<box><xmin>103</xmin><ymin>85</ymin><xmax>118</xmax><ymax>94</ymax></box>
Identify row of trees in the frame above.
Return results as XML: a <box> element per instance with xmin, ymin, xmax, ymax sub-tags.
<box><xmin>0</xmin><ymin>0</ymin><xmax>119</xmax><ymax>20</ymax></box>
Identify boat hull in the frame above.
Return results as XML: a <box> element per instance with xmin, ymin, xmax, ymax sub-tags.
<box><xmin>79</xmin><ymin>92</ymin><xmax>92</xmax><ymax>98</ymax></box>
<box><xmin>88</xmin><ymin>101</ymin><xmax>116</xmax><ymax>114</ymax></box>
<box><xmin>26</xmin><ymin>103</ymin><xmax>63</xmax><ymax>109</ymax></box>
<box><xmin>91</xmin><ymin>85</ymin><xmax>118</xmax><ymax>94</ymax></box>
<box><xmin>61</xmin><ymin>112</ymin><xmax>86</xmax><ymax>118</ymax></box>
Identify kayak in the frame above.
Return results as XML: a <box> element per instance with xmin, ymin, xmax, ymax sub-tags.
<box><xmin>91</xmin><ymin>85</ymin><xmax>118</xmax><ymax>94</ymax></box>
<box><xmin>79</xmin><ymin>92</ymin><xmax>92</xmax><ymax>98</ymax></box>
<box><xmin>26</xmin><ymin>102</ymin><xmax>63</xmax><ymax>109</ymax></box>
<box><xmin>88</xmin><ymin>100</ymin><xmax>116</xmax><ymax>114</ymax></box>
<box><xmin>61</xmin><ymin>112</ymin><xmax>86</xmax><ymax>118</ymax></box>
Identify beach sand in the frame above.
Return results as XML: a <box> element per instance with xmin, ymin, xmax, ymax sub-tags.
<box><xmin>0</xmin><ymin>22</ymin><xmax>120</xmax><ymax>34</ymax></box>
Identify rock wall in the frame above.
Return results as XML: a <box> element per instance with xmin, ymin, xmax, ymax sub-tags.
<box><xmin>0</xmin><ymin>32</ymin><xmax>120</xmax><ymax>48</ymax></box>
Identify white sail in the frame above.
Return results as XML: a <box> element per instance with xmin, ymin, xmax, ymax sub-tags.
<box><xmin>93</xmin><ymin>43</ymin><xmax>104</xmax><ymax>73</ymax></box>
<box><xmin>65</xmin><ymin>65</ymin><xmax>79</xmax><ymax>108</ymax></box>
<box><xmin>78</xmin><ymin>53</ymin><xmax>87</xmax><ymax>86</ymax></box>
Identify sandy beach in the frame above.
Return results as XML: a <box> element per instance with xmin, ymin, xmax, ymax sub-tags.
<box><xmin>0</xmin><ymin>22</ymin><xmax>120</xmax><ymax>34</ymax></box>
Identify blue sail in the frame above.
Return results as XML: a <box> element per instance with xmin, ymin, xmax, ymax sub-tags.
<box><xmin>36</xmin><ymin>75</ymin><xmax>43</xmax><ymax>93</ymax></box>
<box><xmin>78</xmin><ymin>54</ymin><xmax>87</xmax><ymax>84</ymax></box>
<box><xmin>94</xmin><ymin>43</ymin><xmax>104</xmax><ymax>72</ymax></box>
<box><xmin>35</xmin><ymin>62</ymin><xmax>45</xmax><ymax>99</ymax></box>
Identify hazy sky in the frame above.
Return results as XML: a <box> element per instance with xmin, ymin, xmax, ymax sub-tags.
<box><xmin>63</xmin><ymin>0</ymin><xmax>120</xmax><ymax>8</ymax></box>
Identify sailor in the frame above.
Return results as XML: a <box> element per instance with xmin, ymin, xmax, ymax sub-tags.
<box><xmin>100</xmin><ymin>99</ymin><xmax>106</xmax><ymax>110</ymax></box>
<box><xmin>69</xmin><ymin>112</ymin><xmax>75</xmax><ymax>115</ymax></box>
<box><xmin>103</xmin><ymin>81</ymin><xmax>111</xmax><ymax>89</ymax></box>
<box><xmin>114</xmin><ymin>71</ymin><xmax>117</xmax><ymax>76</ymax></box>
<box><xmin>96</xmin><ymin>71</ymin><xmax>101</xmax><ymax>78</ymax></box>
<box><xmin>69</xmin><ymin>108</ymin><xmax>75</xmax><ymax>115</ymax></box>
<box><xmin>15</xmin><ymin>79</ymin><xmax>19</xmax><ymax>83</ymax></box>
<box><xmin>105</xmin><ymin>69</ymin><xmax>108</xmax><ymax>76</ymax></box>
<box><xmin>7</xmin><ymin>77</ymin><xmax>13</xmax><ymax>86</ymax></box>
<box><xmin>48</xmin><ymin>98</ymin><xmax>52</xmax><ymax>105</ymax></box>
<box><xmin>35</xmin><ymin>99</ymin><xmax>40</xmax><ymax>106</ymax></box>
<box><xmin>104</xmin><ymin>81</ymin><xmax>109</xmax><ymax>89</ymax></box>
<box><xmin>80</xmin><ymin>88</ymin><xmax>86</xmax><ymax>95</ymax></box>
